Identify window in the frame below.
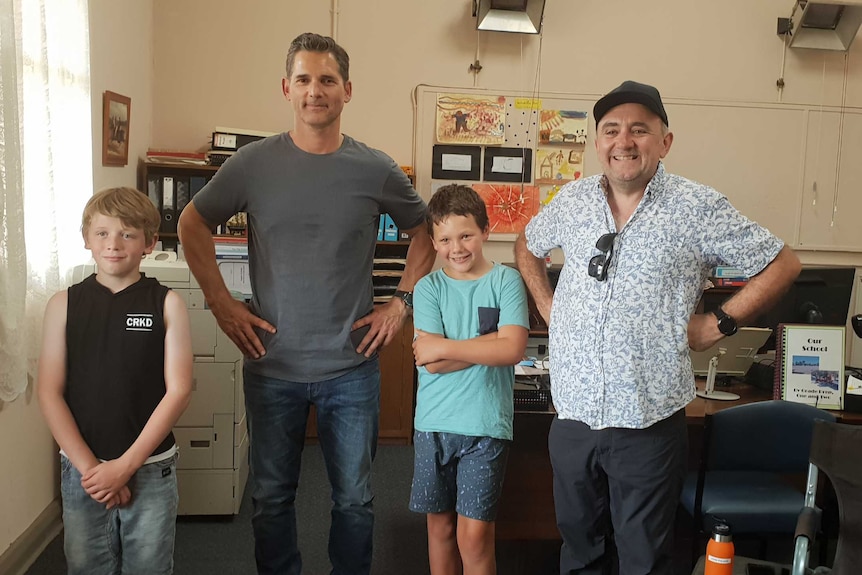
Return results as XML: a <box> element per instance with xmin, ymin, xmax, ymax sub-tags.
<box><xmin>0</xmin><ymin>0</ymin><xmax>91</xmax><ymax>400</ymax></box>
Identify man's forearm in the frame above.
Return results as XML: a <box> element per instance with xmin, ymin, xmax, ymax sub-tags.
<box><xmin>177</xmin><ymin>205</ymin><xmax>232</xmax><ymax>308</ymax></box>
<box><xmin>723</xmin><ymin>246</ymin><xmax>802</xmax><ymax>324</ymax></box>
<box><xmin>398</xmin><ymin>225</ymin><xmax>435</xmax><ymax>292</ymax></box>
<box><xmin>514</xmin><ymin>235</ymin><xmax>554</xmax><ymax>315</ymax></box>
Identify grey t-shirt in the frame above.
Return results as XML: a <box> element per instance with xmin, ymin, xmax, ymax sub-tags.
<box><xmin>193</xmin><ymin>133</ymin><xmax>426</xmax><ymax>382</ymax></box>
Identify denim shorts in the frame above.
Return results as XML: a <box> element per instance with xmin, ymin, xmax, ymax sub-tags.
<box><xmin>60</xmin><ymin>453</ymin><xmax>178</xmax><ymax>575</ymax></box>
<box><xmin>409</xmin><ymin>431</ymin><xmax>510</xmax><ymax>522</ymax></box>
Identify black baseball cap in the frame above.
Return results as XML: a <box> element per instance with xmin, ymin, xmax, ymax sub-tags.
<box><xmin>593</xmin><ymin>80</ymin><xmax>669</xmax><ymax>127</ymax></box>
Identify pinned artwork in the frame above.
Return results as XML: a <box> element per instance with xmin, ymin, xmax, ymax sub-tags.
<box><xmin>472</xmin><ymin>184</ymin><xmax>540</xmax><ymax>235</ymax></box>
<box><xmin>538</xmin><ymin>110</ymin><xmax>588</xmax><ymax>147</ymax></box>
<box><xmin>483</xmin><ymin>147</ymin><xmax>533</xmax><ymax>183</ymax></box>
<box><xmin>535</xmin><ymin>148</ymin><xmax>583</xmax><ymax>185</ymax></box>
<box><xmin>431</xmin><ymin>145</ymin><xmax>481</xmax><ymax>180</ymax></box>
<box><xmin>436</xmin><ymin>93</ymin><xmax>506</xmax><ymax>145</ymax></box>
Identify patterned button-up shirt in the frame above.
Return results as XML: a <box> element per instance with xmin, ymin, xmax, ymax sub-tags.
<box><xmin>524</xmin><ymin>163</ymin><xmax>784</xmax><ymax>429</ymax></box>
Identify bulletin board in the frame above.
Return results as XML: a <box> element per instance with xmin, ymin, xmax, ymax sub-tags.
<box><xmin>414</xmin><ymin>86</ymin><xmax>597</xmax><ymax>242</ymax></box>
<box><xmin>413</xmin><ymin>85</ymin><xmax>835</xmax><ymax>250</ymax></box>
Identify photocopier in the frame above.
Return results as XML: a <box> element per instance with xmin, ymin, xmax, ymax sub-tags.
<box><xmin>70</xmin><ymin>253</ymin><xmax>249</xmax><ymax>515</ymax></box>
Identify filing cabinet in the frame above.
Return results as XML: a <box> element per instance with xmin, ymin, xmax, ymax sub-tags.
<box><xmin>141</xmin><ymin>259</ymin><xmax>250</xmax><ymax>515</ymax></box>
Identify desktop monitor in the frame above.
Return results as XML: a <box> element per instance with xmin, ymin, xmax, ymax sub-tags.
<box><xmin>751</xmin><ymin>267</ymin><xmax>856</xmax><ymax>353</ymax></box>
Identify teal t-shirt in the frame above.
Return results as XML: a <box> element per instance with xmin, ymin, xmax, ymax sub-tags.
<box><xmin>413</xmin><ymin>263</ymin><xmax>529</xmax><ymax>440</ymax></box>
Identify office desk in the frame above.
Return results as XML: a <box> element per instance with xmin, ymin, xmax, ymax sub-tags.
<box><xmin>686</xmin><ymin>379</ymin><xmax>862</xmax><ymax>425</ymax></box>
<box><xmin>496</xmin><ymin>411</ymin><xmax>557</xmax><ymax>540</ymax></box>
<box><xmin>496</xmin><ymin>380</ymin><xmax>862</xmax><ymax>541</ymax></box>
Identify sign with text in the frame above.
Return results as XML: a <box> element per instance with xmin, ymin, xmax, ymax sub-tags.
<box><xmin>774</xmin><ymin>324</ymin><xmax>845</xmax><ymax>410</ymax></box>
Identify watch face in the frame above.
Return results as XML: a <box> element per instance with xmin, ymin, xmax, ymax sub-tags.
<box><xmin>718</xmin><ymin>316</ymin><xmax>738</xmax><ymax>336</ymax></box>
<box><xmin>395</xmin><ymin>290</ymin><xmax>413</xmax><ymax>308</ymax></box>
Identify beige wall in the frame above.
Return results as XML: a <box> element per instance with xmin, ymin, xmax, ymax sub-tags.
<box><xmin>149</xmin><ymin>0</ymin><xmax>862</xmax><ymax>266</ymax></box>
<box><xmin>90</xmin><ymin>0</ymin><xmax>154</xmax><ymax>192</ymax></box>
<box><xmin>151</xmin><ymin>0</ymin><xmax>862</xmax><ymax>156</ymax></box>
<box><xmin>0</xmin><ymin>0</ymin><xmax>154</xmax><ymax>563</ymax></box>
<box><xmin>0</xmin><ymin>391</ymin><xmax>57</xmax><ymax>561</ymax></box>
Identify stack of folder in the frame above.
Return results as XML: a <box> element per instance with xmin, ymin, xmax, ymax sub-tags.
<box><xmin>211</xmin><ymin>126</ymin><xmax>276</xmax><ymax>152</ymax></box>
<box><xmin>377</xmin><ymin>214</ymin><xmax>410</xmax><ymax>242</ymax></box>
<box><xmin>146</xmin><ymin>173</ymin><xmax>210</xmax><ymax>234</ymax></box>
<box><xmin>146</xmin><ymin>149</ymin><xmax>207</xmax><ymax>165</ymax></box>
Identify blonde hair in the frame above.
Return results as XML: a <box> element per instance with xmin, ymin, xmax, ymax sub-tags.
<box><xmin>81</xmin><ymin>187</ymin><xmax>161</xmax><ymax>245</ymax></box>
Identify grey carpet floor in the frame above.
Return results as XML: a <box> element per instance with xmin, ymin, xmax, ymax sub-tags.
<box><xmin>24</xmin><ymin>445</ymin><xmax>564</xmax><ymax>574</ymax></box>
<box><xmin>23</xmin><ymin>443</ymin><xmax>795</xmax><ymax>574</ymax></box>
<box><xmin>25</xmin><ymin>444</ymin><xmax>435</xmax><ymax>575</ymax></box>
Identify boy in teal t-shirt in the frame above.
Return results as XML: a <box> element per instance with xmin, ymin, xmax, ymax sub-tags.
<box><xmin>409</xmin><ymin>183</ymin><xmax>529</xmax><ymax>575</ymax></box>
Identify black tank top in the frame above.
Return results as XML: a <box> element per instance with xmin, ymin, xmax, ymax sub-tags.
<box><xmin>65</xmin><ymin>273</ymin><xmax>174</xmax><ymax>460</ymax></box>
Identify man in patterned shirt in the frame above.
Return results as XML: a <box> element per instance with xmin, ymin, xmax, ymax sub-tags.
<box><xmin>514</xmin><ymin>80</ymin><xmax>801</xmax><ymax>575</ymax></box>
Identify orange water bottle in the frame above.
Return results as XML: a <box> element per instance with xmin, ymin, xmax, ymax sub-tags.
<box><xmin>704</xmin><ymin>522</ymin><xmax>734</xmax><ymax>575</ymax></box>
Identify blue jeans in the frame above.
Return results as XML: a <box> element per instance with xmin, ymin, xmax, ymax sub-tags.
<box><xmin>60</xmin><ymin>453</ymin><xmax>178</xmax><ymax>575</ymax></box>
<box><xmin>244</xmin><ymin>359</ymin><xmax>380</xmax><ymax>575</ymax></box>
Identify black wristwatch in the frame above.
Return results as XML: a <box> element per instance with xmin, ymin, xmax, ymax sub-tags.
<box><xmin>393</xmin><ymin>290</ymin><xmax>413</xmax><ymax>309</ymax></box>
<box><xmin>712</xmin><ymin>306</ymin><xmax>738</xmax><ymax>337</ymax></box>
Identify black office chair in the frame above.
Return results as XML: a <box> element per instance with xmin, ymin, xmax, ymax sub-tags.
<box><xmin>690</xmin><ymin>419</ymin><xmax>862</xmax><ymax>575</ymax></box>
<box><xmin>680</xmin><ymin>400</ymin><xmax>836</xmax><ymax>565</ymax></box>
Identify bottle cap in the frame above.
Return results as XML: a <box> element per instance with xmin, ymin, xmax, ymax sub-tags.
<box><xmin>712</xmin><ymin>522</ymin><xmax>732</xmax><ymax>542</ymax></box>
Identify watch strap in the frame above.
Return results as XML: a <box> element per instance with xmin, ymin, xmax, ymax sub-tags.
<box><xmin>393</xmin><ymin>290</ymin><xmax>413</xmax><ymax>308</ymax></box>
<box><xmin>712</xmin><ymin>306</ymin><xmax>738</xmax><ymax>336</ymax></box>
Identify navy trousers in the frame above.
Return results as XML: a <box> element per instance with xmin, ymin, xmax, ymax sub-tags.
<box><xmin>549</xmin><ymin>409</ymin><xmax>688</xmax><ymax>575</ymax></box>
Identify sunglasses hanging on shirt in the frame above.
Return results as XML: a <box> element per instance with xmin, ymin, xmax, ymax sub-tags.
<box><xmin>587</xmin><ymin>232</ymin><xmax>618</xmax><ymax>282</ymax></box>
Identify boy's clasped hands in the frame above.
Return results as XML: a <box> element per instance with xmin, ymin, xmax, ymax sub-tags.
<box><xmin>82</xmin><ymin>458</ymin><xmax>134</xmax><ymax>509</ymax></box>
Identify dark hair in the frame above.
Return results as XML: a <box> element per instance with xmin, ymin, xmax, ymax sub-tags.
<box><xmin>426</xmin><ymin>184</ymin><xmax>489</xmax><ymax>237</ymax></box>
<box><xmin>285</xmin><ymin>32</ymin><xmax>350</xmax><ymax>82</ymax></box>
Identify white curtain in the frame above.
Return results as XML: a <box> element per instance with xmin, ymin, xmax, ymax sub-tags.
<box><xmin>0</xmin><ymin>0</ymin><xmax>91</xmax><ymax>402</ymax></box>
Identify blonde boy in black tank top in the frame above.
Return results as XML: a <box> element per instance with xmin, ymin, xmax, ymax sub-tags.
<box><xmin>37</xmin><ymin>187</ymin><xmax>193</xmax><ymax>574</ymax></box>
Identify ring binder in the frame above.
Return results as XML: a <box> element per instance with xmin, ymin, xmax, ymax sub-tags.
<box><xmin>773</xmin><ymin>323</ymin><xmax>845</xmax><ymax>410</ymax></box>
<box><xmin>161</xmin><ymin>176</ymin><xmax>176</xmax><ymax>233</ymax></box>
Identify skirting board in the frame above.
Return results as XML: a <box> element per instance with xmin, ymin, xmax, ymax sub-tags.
<box><xmin>0</xmin><ymin>499</ymin><xmax>62</xmax><ymax>575</ymax></box>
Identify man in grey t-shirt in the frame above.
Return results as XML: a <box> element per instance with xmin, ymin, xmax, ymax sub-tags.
<box><xmin>178</xmin><ymin>33</ymin><xmax>434</xmax><ymax>575</ymax></box>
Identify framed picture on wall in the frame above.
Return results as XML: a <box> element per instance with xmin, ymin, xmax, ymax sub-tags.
<box><xmin>483</xmin><ymin>147</ymin><xmax>533</xmax><ymax>183</ymax></box>
<box><xmin>102</xmin><ymin>91</ymin><xmax>131</xmax><ymax>166</ymax></box>
<box><xmin>431</xmin><ymin>144</ymin><xmax>481</xmax><ymax>180</ymax></box>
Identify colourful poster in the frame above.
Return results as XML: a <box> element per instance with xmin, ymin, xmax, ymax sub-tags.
<box><xmin>436</xmin><ymin>93</ymin><xmax>506</xmax><ymax>145</ymax></box>
<box><xmin>539</xmin><ymin>109</ymin><xmax>588</xmax><ymax>146</ymax></box>
<box><xmin>472</xmin><ymin>184</ymin><xmax>540</xmax><ymax>235</ymax></box>
<box><xmin>535</xmin><ymin>148</ymin><xmax>583</xmax><ymax>184</ymax></box>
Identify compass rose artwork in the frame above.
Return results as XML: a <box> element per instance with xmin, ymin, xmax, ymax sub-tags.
<box><xmin>472</xmin><ymin>184</ymin><xmax>540</xmax><ymax>235</ymax></box>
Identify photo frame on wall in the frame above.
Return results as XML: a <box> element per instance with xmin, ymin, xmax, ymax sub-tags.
<box><xmin>483</xmin><ymin>147</ymin><xmax>533</xmax><ymax>183</ymax></box>
<box><xmin>432</xmin><ymin>144</ymin><xmax>481</xmax><ymax>181</ymax></box>
<box><xmin>102</xmin><ymin>91</ymin><xmax>131</xmax><ymax>166</ymax></box>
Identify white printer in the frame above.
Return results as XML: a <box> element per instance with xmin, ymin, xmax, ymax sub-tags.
<box><xmin>70</xmin><ymin>253</ymin><xmax>249</xmax><ymax>515</ymax></box>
